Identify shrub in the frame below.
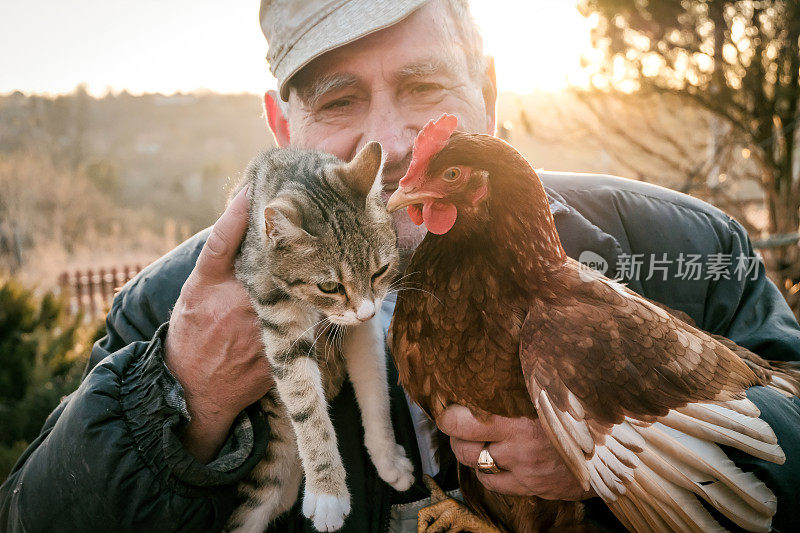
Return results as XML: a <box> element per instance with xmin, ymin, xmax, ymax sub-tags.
<box><xmin>0</xmin><ymin>277</ymin><xmax>103</xmax><ymax>480</ymax></box>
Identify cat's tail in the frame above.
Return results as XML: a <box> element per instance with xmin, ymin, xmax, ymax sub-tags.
<box><xmin>225</xmin><ymin>389</ymin><xmax>302</xmax><ymax>533</ymax></box>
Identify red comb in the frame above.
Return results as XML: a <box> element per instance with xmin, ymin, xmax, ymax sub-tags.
<box><xmin>400</xmin><ymin>114</ymin><xmax>459</xmax><ymax>187</ymax></box>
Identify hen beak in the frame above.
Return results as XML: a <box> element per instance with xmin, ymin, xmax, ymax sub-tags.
<box><xmin>386</xmin><ymin>186</ymin><xmax>439</xmax><ymax>213</ymax></box>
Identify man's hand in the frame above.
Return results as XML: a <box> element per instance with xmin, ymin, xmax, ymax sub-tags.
<box><xmin>165</xmin><ymin>185</ymin><xmax>274</xmax><ymax>463</ymax></box>
<box><xmin>437</xmin><ymin>405</ymin><xmax>593</xmax><ymax>500</ymax></box>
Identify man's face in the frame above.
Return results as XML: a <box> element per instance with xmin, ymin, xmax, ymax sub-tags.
<box><xmin>281</xmin><ymin>1</ymin><xmax>495</xmax><ymax>250</ymax></box>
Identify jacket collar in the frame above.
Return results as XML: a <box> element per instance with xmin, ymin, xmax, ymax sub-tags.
<box><xmin>545</xmin><ymin>186</ymin><xmax>628</xmax><ymax>289</ymax></box>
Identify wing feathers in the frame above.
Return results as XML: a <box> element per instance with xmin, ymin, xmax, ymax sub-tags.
<box><xmin>624</xmin><ymin>482</ymin><xmax>674</xmax><ymax>532</ymax></box>
<box><xmin>658</xmin><ymin>409</ymin><xmax>785</xmax><ymax>463</ymax></box>
<box><xmin>640</xmin><ymin>422</ymin><xmax>778</xmax><ymax>517</ymax></box>
<box><xmin>566</xmin><ymin>390</ymin><xmax>586</xmax><ymax>419</ymax></box>
<box><xmin>595</xmin><ymin>444</ymin><xmax>634</xmax><ymax>484</ymax></box>
<box><xmin>552</xmin><ymin>400</ymin><xmax>595</xmax><ymax>454</ymax></box>
<box><xmin>769</xmin><ymin>374</ymin><xmax>799</xmax><ymax>396</ymax></box>
<box><xmin>535</xmin><ymin>390</ymin><xmax>591</xmax><ymax>491</ymax></box>
<box><xmin>633</xmin><ymin>423</ymin><xmax>775</xmax><ymax>532</ymax></box>
<box><xmin>586</xmin><ymin>460</ymin><xmax>622</xmax><ymax>501</ymax></box>
<box><xmin>630</xmin><ymin>461</ymin><xmax>726</xmax><ymax>533</ymax></box>
<box><xmin>533</xmin><ymin>379</ymin><xmax>780</xmax><ymax>532</ymax></box>
<box><xmin>719</xmin><ymin>398</ymin><xmax>761</xmax><ymax>418</ymax></box>
<box><xmin>676</xmin><ymin>402</ymin><xmax>776</xmax><ymax>444</ymax></box>
<box><xmin>520</xmin><ymin>274</ymin><xmax>784</xmax><ymax>532</ymax></box>
<box><xmin>608</xmin><ymin>499</ymin><xmax>651</xmax><ymax>533</ymax></box>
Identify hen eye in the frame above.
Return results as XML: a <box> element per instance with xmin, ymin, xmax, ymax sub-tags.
<box><xmin>317</xmin><ymin>281</ymin><xmax>342</xmax><ymax>294</ymax></box>
<box><xmin>443</xmin><ymin>167</ymin><xmax>461</xmax><ymax>181</ymax></box>
<box><xmin>372</xmin><ymin>264</ymin><xmax>389</xmax><ymax>281</ymax></box>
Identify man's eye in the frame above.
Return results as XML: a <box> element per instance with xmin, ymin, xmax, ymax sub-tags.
<box><xmin>411</xmin><ymin>83</ymin><xmax>443</xmax><ymax>95</ymax></box>
<box><xmin>321</xmin><ymin>99</ymin><xmax>351</xmax><ymax>110</ymax></box>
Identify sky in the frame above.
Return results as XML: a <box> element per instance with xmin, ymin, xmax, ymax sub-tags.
<box><xmin>0</xmin><ymin>0</ymin><xmax>597</xmax><ymax>96</ymax></box>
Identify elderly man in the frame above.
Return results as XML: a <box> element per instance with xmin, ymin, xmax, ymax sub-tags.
<box><xmin>2</xmin><ymin>0</ymin><xmax>800</xmax><ymax>532</ymax></box>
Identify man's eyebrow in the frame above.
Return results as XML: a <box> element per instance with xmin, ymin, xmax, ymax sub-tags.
<box><xmin>393</xmin><ymin>57</ymin><xmax>460</xmax><ymax>82</ymax></box>
<box><xmin>297</xmin><ymin>73</ymin><xmax>358</xmax><ymax>108</ymax></box>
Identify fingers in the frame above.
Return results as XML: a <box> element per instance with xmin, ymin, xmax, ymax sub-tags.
<box><xmin>439</xmin><ymin>406</ymin><xmax>590</xmax><ymax>499</ymax></box>
<box><xmin>436</xmin><ymin>405</ymin><xmax>514</xmax><ymax>442</ymax></box>
<box><xmin>448</xmin><ymin>437</ymin><xmax>486</xmax><ymax>470</ymax></box>
<box><xmin>449</xmin><ymin>438</ymin><xmax>525</xmax><ymax>473</ymax></box>
<box><xmin>473</xmin><ymin>471</ymin><xmax>528</xmax><ymax>496</ymax></box>
<box><xmin>195</xmin><ymin>185</ymin><xmax>251</xmax><ymax>284</ymax></box>
<box><xmin>473</xmin><ymin>469</ymin><xmax>567</xmax><ymax>498</ymax></box>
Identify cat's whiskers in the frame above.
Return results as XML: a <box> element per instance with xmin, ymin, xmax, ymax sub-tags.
<box><xmin>276</xmin><ymin>314</ymin><xmax>331</xmax><ymax>377</ymax></box>
<box><xmin>287</xmin><ymin>314</ymin><xmax>329</xmax><ymax>353</ymax></box>
<box><xmin>332</xmin><ymin>324</ymin><xmax>345</xmax><ymax>356</ymax></box>
<box><xmin>386</xmin><ymin>285</ymin><xmax>443</xmax><ymax>306</ymax></box>
<box><xmin>321</xmin><ymin>323</ymin><xmax>334</xmax><ymax>373</ymax></box>
<box><xmin>314</xmin><ymin>320</ymin><xmax>335</xmax><ymax>374</ymax></box>
<box><xmin>310</xmin><ymin>317</ymin><xmax>332</xmax><ymax>358</ymax></box>
<box><xmin>388</xmin><ymin>271</ymin><xmax>420</xmax><ymax>293</ymax></box>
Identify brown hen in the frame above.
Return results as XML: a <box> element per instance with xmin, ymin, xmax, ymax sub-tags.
<box><xmin>387</xmin><ymin>114</ymin><xmax>799</xmax><ymax>533</ymax></box>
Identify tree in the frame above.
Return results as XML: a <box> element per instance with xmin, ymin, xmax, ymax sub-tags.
<box><xmin>578</xmin><ymin>0</ymin><xmax>800</xmax><ymax>296</ymax></box>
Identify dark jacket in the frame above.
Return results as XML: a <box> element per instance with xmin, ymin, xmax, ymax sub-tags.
<box><xmin>2</xmin><ymin>172</ymin><xmax>800</xmax><ymax>532</ymax></box>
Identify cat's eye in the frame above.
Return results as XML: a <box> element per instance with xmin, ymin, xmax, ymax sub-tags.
<box><xmin>317</xmin><ymin>281</ymin><xmax>342</xmax><ymax>294</ymax></box>
<box><xmin>442</xmin><ymin>167</ymin><xmax>461</xmax><ymax>182</ymax></box>
<box><xmin>372</xmin><ymin>264</ymin><xmax>389</xmax><ymax>281</ymax></box>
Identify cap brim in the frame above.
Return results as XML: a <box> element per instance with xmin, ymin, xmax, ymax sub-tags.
<box><xmin>274</xmin><ymin>0</ymin><xmax>429</xmax><ymax>101</ymax></box>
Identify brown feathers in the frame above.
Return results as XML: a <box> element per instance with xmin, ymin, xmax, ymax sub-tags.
<box><xmin>390</xmin><ymin>131</ymin><xmax>790</xmax><ymax>532</ymax></box>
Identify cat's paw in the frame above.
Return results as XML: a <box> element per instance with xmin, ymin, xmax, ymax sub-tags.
<box><xmin>302</xmin><ymin>490</ymin><xmax>351</xmax><ymax>532</ymax></box>
<box><xmin>375</xmin><ymin>444</ymin><xmax>415</xmax><ymax>492</ymax></box>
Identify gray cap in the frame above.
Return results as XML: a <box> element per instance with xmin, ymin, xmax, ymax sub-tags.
<box><xmin>260</xmin><ymin>0</ymin><xmax>430</xmax><ymax>101</ymax></box>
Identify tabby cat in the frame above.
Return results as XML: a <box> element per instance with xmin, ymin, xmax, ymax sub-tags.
<box><xmin>227</xmin><ymin>142</ymin><xmax>414</xmax><ymax>532</ymax></box>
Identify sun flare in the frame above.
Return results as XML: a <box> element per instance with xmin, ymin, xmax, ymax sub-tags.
<box><xmin>470</xmin><ymin>0</ymin><xmax>597</xmax><ymax>93</ymax></box>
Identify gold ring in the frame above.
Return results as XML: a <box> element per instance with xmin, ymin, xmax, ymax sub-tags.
<box><xmin>476</xmin><ymin>445</ymin><xmax>501</xmax><ymax>474</ymax></box>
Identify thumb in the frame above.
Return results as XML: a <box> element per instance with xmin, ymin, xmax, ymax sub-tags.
<box><xmin>195</xmin><ymin>185</ymin><xmax>250</xmax><ymax>283</ymax></box>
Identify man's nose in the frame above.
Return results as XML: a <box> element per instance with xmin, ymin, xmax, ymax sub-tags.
<box><xmin>359</xmin><ymin>96</ymin><xmax>413</xmax><ymax>165</ymax></box>
<box><xmin>355</xmin><ymin>300</ymin><xmax>376</xmax><ymax>322</ymax></box>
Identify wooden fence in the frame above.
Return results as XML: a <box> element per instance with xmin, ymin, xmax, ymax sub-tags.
<box><xmin>58</xmin><ymin>265</ymin><xmax>142</xmax><ymax>320</ymax></box>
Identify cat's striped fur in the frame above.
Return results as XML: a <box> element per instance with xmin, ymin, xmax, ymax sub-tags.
<box><xmin>227</xmin><ymin>143</ymin><xmax>414</xmax><ymax>532</ymax></box>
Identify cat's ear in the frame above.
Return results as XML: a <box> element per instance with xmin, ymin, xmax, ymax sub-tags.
<box><xmin>338</xmin><ymin>142</ymin><xmax>384</xmax><ymax>197</ymax></box>
<box><xmin>264</xmin><ymin>198</ymin><xmax>310</xmax><ymax>243</ymax></box>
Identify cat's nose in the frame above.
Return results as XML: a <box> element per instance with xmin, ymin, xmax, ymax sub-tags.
<box><xmin>355</xmin><ymin>300</ymin><xmax>375</xmax><ymax>321</ymax></box>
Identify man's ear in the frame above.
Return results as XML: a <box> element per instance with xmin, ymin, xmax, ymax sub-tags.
<box><xmin>264</xmin><ymin>198</ymin><xmax>309</xmax><ymax>242</ymax></box>
<box><xmin>264</xmin><ymin>90</ymin><xmax>290</xmax><ymax>147</ymax></box>
<box><xmin>482</xmin><ymin>56</ymin><xmax>498</xmax><ymax>135</ymax></box>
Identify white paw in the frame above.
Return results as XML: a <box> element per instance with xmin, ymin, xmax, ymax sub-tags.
<box><xmin>375</xmin><ymin>444</ymin><xmax>415</xmax><ymax>492</ymax></box>
<box><xmin>302</xmin><ymin>490</ymin><xmax>351</xmax><ymax>532</ymax></box>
